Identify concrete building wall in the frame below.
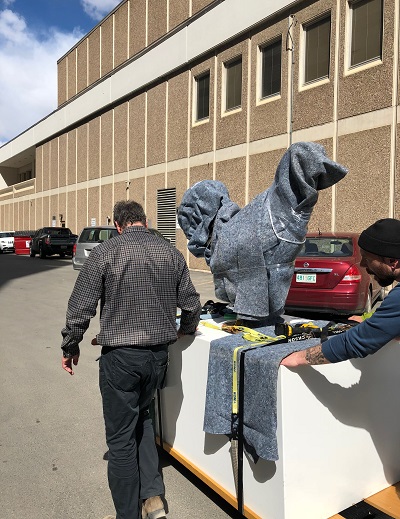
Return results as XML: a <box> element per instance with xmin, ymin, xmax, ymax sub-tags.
<box><xmin>2</xmin><ymin>0</ymin><xmax>399</xmax><ymax>271</ymax></box>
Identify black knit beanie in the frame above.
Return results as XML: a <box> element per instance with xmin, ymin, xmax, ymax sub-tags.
<box><xmin>358</xmin><ymin>218</ymin><xmax>400</xmax><ymax>258</ymax></box>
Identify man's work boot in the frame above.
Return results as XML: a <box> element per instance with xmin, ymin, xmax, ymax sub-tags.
<box><xmin>142</xmin><ymin>496</ymin><xmax>166</xmax><ymax>519</ymax></box>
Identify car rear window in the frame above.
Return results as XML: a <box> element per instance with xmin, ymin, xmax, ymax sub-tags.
<box><xmin>299</xmin><ymin>238</ymin><xmax>354</xmax><ymax>257</ymax></box>
<box><xmin>46</xmin><ymin>228</ymin><xmax>70</xmax><ymax>236</ymax></box>
<box><xmin>79</xmin><ymin>228</ymin><xmax>118</xmax><ymax>243</ymax></box>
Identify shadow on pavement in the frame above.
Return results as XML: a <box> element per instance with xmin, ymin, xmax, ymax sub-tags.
<box><xmin>0</xmin><ymin>253</ymin><xmax>73</xmax><ymax>291</ymax></box>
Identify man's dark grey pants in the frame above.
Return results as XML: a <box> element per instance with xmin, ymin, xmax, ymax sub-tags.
<box><xmin>99</xmin><ymin>345</ymin><xmax>169</xmax><ymax>519</ymax></box>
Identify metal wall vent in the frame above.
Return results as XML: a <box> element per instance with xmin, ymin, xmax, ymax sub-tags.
<box><xmin>157</xmin><ymin>188</ymin><xmax>176</xmax><ymax>246</ymax></box>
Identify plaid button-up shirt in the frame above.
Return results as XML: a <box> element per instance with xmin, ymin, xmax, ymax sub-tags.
<box><xmin>61</xmin><ymin>226</ymin><xmax>201</xmax><ymax>356</ymax></box>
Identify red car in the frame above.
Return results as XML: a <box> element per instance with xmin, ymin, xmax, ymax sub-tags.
<box><xmin>285</xmin><ymin>232</ymin><xmax>385</xmax><ymax>315</ymax></box>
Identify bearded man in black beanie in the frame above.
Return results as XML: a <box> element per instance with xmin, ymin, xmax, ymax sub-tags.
<box><xmin>281</xmin><ymin>218</ymin><xmax>400</xmax><ymax>366</ymax></box>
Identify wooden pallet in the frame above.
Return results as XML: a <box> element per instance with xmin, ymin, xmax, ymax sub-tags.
<box><xmin>329</xmin><ymin>482</ymin><xmax>400</xmax><ymax>518</ymax></box>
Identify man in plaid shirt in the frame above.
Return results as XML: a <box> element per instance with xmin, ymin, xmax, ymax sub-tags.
<box><xmin>61</xmin><ymin>200</ymin><xmax>201</xmax><ymax>519</ymax></box>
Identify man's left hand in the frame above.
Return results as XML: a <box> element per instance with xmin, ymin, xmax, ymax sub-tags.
<box><xmin>62</xmin><ymin>354</ymin><xmax>80</xmax><ymax>375</ymax></box>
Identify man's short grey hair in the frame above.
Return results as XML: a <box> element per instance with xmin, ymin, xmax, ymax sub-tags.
<box><xmin>113</xmin><ymin>200</ymin><xmax>147</xmax><ymax>228</ymax></box>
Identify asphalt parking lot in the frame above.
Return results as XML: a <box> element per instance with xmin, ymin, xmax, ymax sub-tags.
<box><xmin>0</xmin><ymin>253</ymin><xmax>242</xmax><ymax>519</ymax></box>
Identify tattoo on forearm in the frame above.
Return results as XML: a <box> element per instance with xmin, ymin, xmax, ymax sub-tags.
<box><xmin>305</xmin><ymin>345</ymin><xmax>328</xmax><ymax>365</ymax></box>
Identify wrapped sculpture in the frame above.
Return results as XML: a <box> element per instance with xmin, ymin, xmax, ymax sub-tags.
<box><xmin>177</xmin><ymin>142</ymin><xmax>348</xmax><ymax>325</ymax></box>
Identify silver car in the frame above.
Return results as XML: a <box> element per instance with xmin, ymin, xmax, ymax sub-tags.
<box><xmin>72</xmin><ymin>226</ymin><xmax>119</xmax><ymax>270</ymax></box>
<box><xmin>72</xmin><ymin>225</ymin><xmax>168</xmax><ymax>270</ymax></box>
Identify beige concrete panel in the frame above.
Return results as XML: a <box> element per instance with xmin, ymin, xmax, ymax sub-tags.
<box><xmin>147</xmin><ymin>84</ymin><xmax>166</xmax><ymax>166</ymax></box>
<box><xmin>67</xmin><ymin>129</ymin><xmax>77</xmax><ymax>185</ymax></box>
<box><xmin>336</xmin><ymin>126</ymin><xmax>391</xmax><ymax>232</ymax></box>
<box><xmin>101</xmin><ymin>111</ymin><xmax>114</xmax><ymax>177</ymax></box>
<box><xmin>88</xmin><ymin>117</ymin><xmax>101</xmax><ymax>180</ymax></box>
<box><xmin>66</xmin><ymin>191</ymin><xmax>77</xmax><ymax>233</ymax></box>
<box><xmin>188</xmin><ymin>253</ymin><xmax>209</xmax><ymax>272</ymax></box>
<box><xmin>308</xmin><ymin>138</ymin><xmax>334</xmax><ymax>232</ymax></box>
<box><xmin>67</xmin><ymin>50</ymin><xmax>77</xmax><ymax>100</ymax></box>
<box><xmin>23</xmin><ymin>200</ymin><xmax>30</xmax><ymax>230</ymax></box>
<box><xmin>114</xmin><ymin>180</ymin><xmax>127</xmax><ymax>204</ymax></box>
<box><xmin>395</xmin><ymin>124</ymin><xmax>400</xmax><ymax>220</ymax></box>
<box><xmin>50</xmin><ymin>194</ymin><xmax>58</xmax><ymax>227</ymax></box>
<box><xmin>129</xmin><ymin>94</ymin><xmax>146</xmax><ymax>170</ymax></box>
<box><xmin>190</xmin><ymin>57</ymin><xmax>215</xmax><ymax>156</ymax></box>
<box><xmin>292</xmin><ymin>0</ymin><xmax>336</xmax><ymax>131</ymax></box>
<box><xmin>129</xmin><ymin>0</ymin><xmax>146</xmax><ymax>57</ymax></box>
<box><xmin>35</xmin><ymin>147</ymin><xmax>43</xmax><ymax>193</ymax></box>
<box><xmin>42</xmin><ymin>142</ymin><xmax>50</xmax><ymax>192</ymax></box>
<box><xmin>114</xmin><ymin>103</ymin><xmax>129</xmax><ymax>174</ymax></box>
<box><xmin>76</xmin><ymin>39</ymin><xmax>88</xmax><ymax>94</ymax></box>
<box><xmin>145</xmin><ymin>173</ymin><xmax>165</xmax><ymax>228</ymax></box>
<box><xmin>167</xmin><ymin>169</ymin><xmax>186</xmax><ymax>210</ymax></box>
<box><xmin>169</xmin><ymin>0</ymin><xmax>189</xmax><ymax>31</ymax></box>
<box><xmin>35</xmin><ymin>197</ymin><xmax>43</xmax><ymax>228</ymax></box>
<box><xmin>216</xmin><ymin>41</ymin><xmax>248</xmax><ymax>149</ymax></box>
<box><xmin>101</xmin><ymin>16</ymin><xmax>114</xmax><ymax>77</ymax></box>
<box><xmin>59</xmin><ymin>134</ymin><xmax>67</xmax><ymax>187</ymax></box>
<box><xmin>50</xmin><ymin>139</ymin><xmax>59</xmax><ymax>190</ymax></box>
<box><xmin>77</xmin><ymin>125</ymin><xmax>88</xmax><ymax>183</ymax></box>
<box><xmin>192</xmin><ymin>0</ymin><xmax>213</xmax><ymax>15</ymax></box>
<box><xmin>29</xmin><ymin>199</ymin><xmax>35</xmax><ymax>230</ymax></box>
<box><xmin>88</xmin><ymin>26</ymin><xmax>101</xmax><ymax>85</ymax></box>
<box><xmin>248</xmin><ymin>148</ymin><xmax>285</xmax><ymax>201</ymax></box>
<box><xmin>115</xmin><ymin>2</ymin><xmax>129</xmax><ymax>68</ymax></box>
<box><xmin>77</xmin><ymin>189</ymin><xmax>88</xmax><ymax>230</ymax></box>
<box><xmin>88</xmin><ymin>186</ymin><xmax>100</xmax><ymax>224</ymax></box>
<box><xmin>189</xmin><ymin>163</ymin><xmax>213</xmax><ymax>187</ymax></box>
<box><xmin>174</xmin><ymin>229</ymin><xmax>190</xmax><ymax>262</ymax></box>
<box><xmin>148</xmin><ymin>0</ymin><xmax>168</xmax><ymax>46</ymax></box>
<box><xmin>215</xmin><ymin>157</ymin><xmax>246</xmax><ymax>206</ymax></box>
<box><xmin>42</xmin><ymin>196</ymin><xmax>50</xmax><ymax>226</ymax></box>
<box><xmin>13</xmin><ymin>203</ymin><xmax>19</xmax><ymax>231</ymax></box>
<box><xmin>101</xmin><ymin>184</ymin><xmax>114</xmax><ymax>224</ymax></box>
<box><xmin>128</xmin><ymin>178</ymin><xmax>146</xmax><ymax>207</ymax></box>
<box><xmin>168</xmin><ymin>72</ymin><xmax>189</xmax><ymax>161</ymax></box>
<box><xmin>13</xmin><ymin>187</ymin><xmax>28</xmax><ymax>199</ymax></box>
<box><xmin>250</xmin><ymin>20</ymin><xmax>288</xmax><ymax>141</ymax></box>
<box><xmin>59</xmin><ymin>192</ymin><xmax>66</xmax><ymax>227</ymax></box>
<box><xmin>338</xmin><ymin>0</ymin><xmax>394</xmax><ymax>119</ymax></box>
<box><xmin>58</xmin><ymin>58</ymin><xmax>67</xmax><ymax>107</ymax></box>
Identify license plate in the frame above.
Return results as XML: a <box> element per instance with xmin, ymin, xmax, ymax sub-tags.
<box><xmin>61</xmin><ymin>245</ymin><xmax>67</xmax><ymax>249</ymax></box>
<box><xmin>296</xmin><ymin>273</ymin><xmax>316</xmax><ymax>283</ymax></box>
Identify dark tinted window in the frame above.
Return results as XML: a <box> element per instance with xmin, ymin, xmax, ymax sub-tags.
<box><xmin>261</xmin><ymin>39</ymin><xmax>282</xmax><ymax>98</ymax></box>
<box><xmin>196</xmin><ymin>72</ymin><xmax>210</xmax><ymax>120</ymax></box>
<box><xmin>225</xmin><ymin>57</ymin><xmax>242</xmax><ymax>110</ymax></box>
<box><xmin>79</xmin><ymin>228</ymin><xmax>118</xmax><ymax>243</ymax></box>
<box><xmin>299</xmin><ymin>238</ymin><xmax>354</xmax><ymax>256</ymax></box>
<box><xmin>350</xmin><ymin>0</ymin><xmax>383</xmax><ymax>67</ymax></box>
<box><xmin>47</xmin><ymin>228</ymin><xmax>70</xmax><ymax>236</ymax></box>
<box><xmin>304</xmin><ymin>16</ymin><xmax>331</xmax><ymax>83</ymax></box>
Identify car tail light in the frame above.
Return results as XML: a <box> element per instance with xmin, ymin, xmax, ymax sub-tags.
<box><xmin>45</xmin><ymin>235</ymin><xmax>50</xmax><ymax>245</ymax></box>
<box><xmin>72</xmin><ymin>243</ymin><xmax>77</xmax><ymax>257</ymax></box>
<box><xmin>340</xmin><ymin>265</ymin><xmax>362</xmax><ymax>283</ymax></box>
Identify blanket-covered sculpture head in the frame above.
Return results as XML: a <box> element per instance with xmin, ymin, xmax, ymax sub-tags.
<box><xmin>178</xmin><ymin>142</ymin><xmax>348</xmax><ymax>325</ymax></box>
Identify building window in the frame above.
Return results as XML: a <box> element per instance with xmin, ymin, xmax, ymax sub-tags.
<box><xmin>195</xmin><ymin>72</ymin><xmax>210</xmax><ymax>121</ymax></box>
<box><xmin>225</xmin><ymin>57</ymin><xmax>242</xmax><ymax>111</ymax></box>
<box><xmin>260</xmin><ymin>38</ymin><xmax>282</xmax><ymax>99</ymax></box>
<box><xmin>304</xmin><ymin>15</ymin><xmax>331</xmax><ymax>84</ymax></box>
<box><xmin>350</xmin><ymin>0</ymin><xmax>383</xmax><ymax>67</ymax></box>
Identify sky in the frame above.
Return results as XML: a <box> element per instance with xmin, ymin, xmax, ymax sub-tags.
<box><xmin>0</xmin><ymin>0</ymin><xmax>121</xmax><ymax>146</ymax></box>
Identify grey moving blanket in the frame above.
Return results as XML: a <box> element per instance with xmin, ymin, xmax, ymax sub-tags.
<box><xmin>178</xmin><ymin>142</ymin><xmax>348</xmax><ymax>322</ymax></box>
<box><xmin>203</xmin><ymin>327</ymin><xmax>324</xmax><ymax>461</ymax></box>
